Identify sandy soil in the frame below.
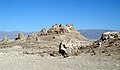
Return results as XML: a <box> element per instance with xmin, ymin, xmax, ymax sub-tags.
<box><xmin>0</xmin><ymin>47</ymin><xmax>120</xmax><ymax>70</ymax></box>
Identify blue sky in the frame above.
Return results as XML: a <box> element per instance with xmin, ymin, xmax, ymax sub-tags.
<box><xmin>0</xmin><ymin>0</ymin><xmax>120</xmax><ymax>32</ymax></box>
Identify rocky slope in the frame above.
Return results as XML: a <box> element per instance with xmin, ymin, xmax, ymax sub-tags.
<box><xmin>88</xmin><ymin>32</ymin><xmax>120</xmax><ymax>57</ymax></box>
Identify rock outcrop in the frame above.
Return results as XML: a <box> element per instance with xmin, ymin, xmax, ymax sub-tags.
<box><xmin>91</xmin><ymin>31</ymin><xmax>120</xmax><ymax>56</ymax></box>
<box><xmin>39</xmin><ymin>28</ymin><xmax>47</xmax><ymax>36</ymax></box>
<box><xmin>59</xmin><ymin>38</ymin><xmax>92</xmax><ymax>57</ymax></box>
<box><xmin>38</xmin><ymin>24</ymin><xmax>88</xmax><ymax>41</ymax></box>
<box><xmin>1</xmin><ymin>35</ymin><xmax>9</xmax><ymax>44</ymax></box>
<box><xmin>15</xmin><ymin>33</ymin><xmax>26</xmax><ymax>41</ymax></box>
<box><xmin>100</xmin><ymin>32</ymin><xmax>120</xmax><ymax>41</ymax></box>
<box><xmin>39</xmin><ymin>24</ymin><xmax>81</xmax><ymax>35</ymax></box>
<box><xmin>94</xmin><ymin>32</ymin><xmax>120</xmax><ymax>47</ymax></box>
<box><xmin>27</xmin><ymin>34</ymin><xmax>40</xmax><ymax>42</ymax></box>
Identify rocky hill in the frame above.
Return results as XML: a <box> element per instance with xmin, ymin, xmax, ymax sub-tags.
<box><xmin>0</xmin><ymin>24</ymin><xmax>120</xmax><ymax>70</ymax></box>
<box><xmin>0</xmin><ymin>24</ymin><xmax>91</xmax><ymax>57</ymax></box>
<box><xmin>1</xmin><ymin>24</ymin><xmax>120</xmax><ymax>58</ymax></box>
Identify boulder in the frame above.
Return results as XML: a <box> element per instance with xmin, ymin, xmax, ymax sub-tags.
<box><xmin>59</xmin><ymin>39</ymin><xmax>82</xmax><ymax>57</ymax></box>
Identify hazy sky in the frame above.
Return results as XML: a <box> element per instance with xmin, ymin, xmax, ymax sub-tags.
<box><xmin>0</xmin><ymin>0</ymin><xmax>120</xmax><ymax>32</ymax></box>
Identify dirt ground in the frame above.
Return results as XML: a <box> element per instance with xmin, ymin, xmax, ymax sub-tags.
<box><xmin>0</xmin><ymin>46</ymin><xmax>120</xmax><ymax>70</ymax></box>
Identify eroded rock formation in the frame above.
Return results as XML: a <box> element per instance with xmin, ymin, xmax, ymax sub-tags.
<box><xmin>59</xmin><ymin>38</ymin><xmax>92</xmax><ymax>57</ymax></box>
<box><xmin>91</xmin><ymin>31</ymin><xmax>120</xmax><ymax>56</ymax></box>
<box><xmin>15</xmin><ymin>33</ymin><xmax>26</xmax><ymax>41</ymax></box>
<box><xmin>1</xmin><ymin>35</ymin><xmax>9</xmax><ymax>44</ymax></box>
<box><xmin>39</xmin><ymin>24</ymin><xmax>81</xmax><ymax>35</ymax></box>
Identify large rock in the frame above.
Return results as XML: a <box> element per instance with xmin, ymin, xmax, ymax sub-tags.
<box><xmin>59</xmin><ymin>38</ymin><xmax>91</xmax><ymax>57</ymax></box>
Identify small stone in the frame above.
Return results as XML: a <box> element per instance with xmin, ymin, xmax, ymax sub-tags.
<box><xmin>67</xmin><ymin>65</ymin><xmax>72</xmax><ymax>67</ymax></box>
<box><xmin>87</xmin><ymin>62</ymin><xmax>90</xmax><ymax>64</ymax></box>
<box><xmin>114</xmin><ymin>64</ymin><xmax>119</xmax><ymax>67</ymax></box>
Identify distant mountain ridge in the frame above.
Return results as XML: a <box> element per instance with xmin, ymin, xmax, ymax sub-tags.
<box><xmin>0</xmin><ymin>31</ymin><xmax>36</xmax><ymax>40</ymax></box>
<box><xmin>78</xmin><ymin>29</ymin><xmax>119</xmax><ymax>40</ymax></box>
<box><xmin>0</xmin><ymin>29</ymin><xmax>119</xmax><ymax>40</ymax></box>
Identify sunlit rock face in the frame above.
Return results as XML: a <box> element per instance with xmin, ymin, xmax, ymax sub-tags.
<box><xmin>59</xmin><ymin>38</ymin><xmax>92</xmax><ymax>57</ymax></box>
<box><xmin>100</xmin><ymin>32</ymin><xmax>120</xmax><ymax>41</ymax></box>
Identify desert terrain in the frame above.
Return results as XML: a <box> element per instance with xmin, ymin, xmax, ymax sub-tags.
<box><xmin>0</xmin><ymin>24</ymin><xmax>120</xmax><ymax>70</ymax></box>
